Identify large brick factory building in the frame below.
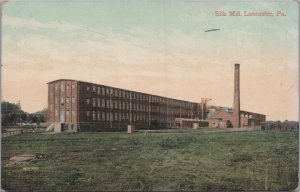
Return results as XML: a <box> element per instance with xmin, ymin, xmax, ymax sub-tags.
<box><xmin>47</xmin><ymin>64</ymin><xmax>266</xmax><ymax>132</ymax></box>
<box><xmin>47</xmin><ymin>79</ymin><xmax>205</xmax><ymax>132</ymax></box>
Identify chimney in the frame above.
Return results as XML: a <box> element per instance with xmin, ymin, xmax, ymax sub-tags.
<box><xmin>232</xmin><ymin>64</ymin><xmax>240</xmax><ymax>128</ymax></box>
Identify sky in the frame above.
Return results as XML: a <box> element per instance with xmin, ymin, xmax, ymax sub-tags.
<box><xmin>2</xmin><ymin>0</ymin><xmax>299</xmax><ymax>121</ymax></box>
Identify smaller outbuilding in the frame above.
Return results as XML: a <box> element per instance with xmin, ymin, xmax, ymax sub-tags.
<box><xmin>207</xmin><ymin>106</ymin><xmax>266</xmax><ymax>128</ymax></box>
<box><xmin>174</xmin><ymin>118</ymin><xmax>209</xmax><ymax>128</ymax></box>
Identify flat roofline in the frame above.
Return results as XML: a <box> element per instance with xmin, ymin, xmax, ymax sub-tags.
<box><xmin>47</xmin><ymin>79</ymin><xmax>77</xmax><ymax>84</ymax></box>
<box><xmin>47</xmin><ymin>79</ymin><xmax>201</xmax><ymax>104</ymax></box>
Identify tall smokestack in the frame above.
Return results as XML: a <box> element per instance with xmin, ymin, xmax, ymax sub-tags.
<box><xmin>232</xmin><ymin>63</ymin><xmax>240</xmax><ymax>128</ymax></box>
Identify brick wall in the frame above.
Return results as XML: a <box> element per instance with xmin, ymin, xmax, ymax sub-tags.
<box><xmin>48</xmin><ymin>79</ymin><xmax>201</xmax><ymax>131</ymax></box>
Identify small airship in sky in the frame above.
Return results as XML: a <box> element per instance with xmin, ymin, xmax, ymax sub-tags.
<box><xmin>204</xmin><ymin>29</ymin><xmax>221</xmax><ymax>32</ymax></box>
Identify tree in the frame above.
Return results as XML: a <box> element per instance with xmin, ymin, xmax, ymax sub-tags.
<box><xmin>1</xmin><ymin>101</ymin><xmax>27</xmax><ymax>126</ymax></box>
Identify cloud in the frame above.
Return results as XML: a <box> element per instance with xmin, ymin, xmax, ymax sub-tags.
<box><xmin>4</xmin><ymin>15</ymin><xmax>82</xmax><ymax>32</ymax></box>
<box><xmin>2</xmin><ymin>15</ymin><xmax>299</xmax><ymax>120</ymax></box>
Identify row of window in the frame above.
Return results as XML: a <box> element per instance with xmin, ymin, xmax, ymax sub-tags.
<box><xmin>50</xmin><ymin>95</ymin><xmax>195</xmax><ymax>112</ymax></box>
<box><xmin>86</xmin><ymin>98</ymin><xmax>195</xmax><ymax>110</ymax></box>
<box><xmin>86</xmin><ymin>85</ymin><xmax>194</xmax><ymax>106</ymax></box>
<box><xmin>52</xmin><ymin>83</ymin><xmax>196</xmax><ymax>107</ymax></box>
<box><xmin>86</xmin><ymin>111</ymin><xmax>172</xmax><ymax>122</ymax></box>
<box><xmin>54</xmin><ymin>109</ymin><xmax>76</xmax><ymax>116</ymax></box>
<box><xmin>86</xmin><ymin>98</ymin><xmax>195</xmax><ymax>113</ymax></box>
<box><xmin>51</xmin><ymin>83</ymin><xmax>196</xmax><ymax>108</ymax></box>
<box><xmin>51</xmin><ymin>108</ymin><xmax>192</xmax><ymax>121</ymax></box>
<box><xmin>54</xmin><ymin>83</ymin><xmax>76</xmax><ymax>91</ymax></box>
<box><xmin>53</xmin><ymin>97</ymin><xmax>76</xmax><ymax>105</ymax></box>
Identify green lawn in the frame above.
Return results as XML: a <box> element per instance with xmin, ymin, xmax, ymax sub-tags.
<box><xmin>2</xmin><ymin>129</ymin><xmax>299</xmax><ymax>191</ymax></box>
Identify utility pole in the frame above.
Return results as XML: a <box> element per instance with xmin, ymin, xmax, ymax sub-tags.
<box><xmin>109</xmin><ymin>88</ymin><xmax>112</xmax><ymax>129</ymax></box>
<box><xmin>148</xmin><ymin>95</ymin><xmax>150</xmax><ymax>126</ymax></box>
<box><xmin>129</xmin><ymin>92</ymin><xmax>132</xmax><ymax>125</ymax></box>
<box><xmin>201</xmin><ymin>98</ymin><xmax>212</xmax><ymax>120</ymax></box>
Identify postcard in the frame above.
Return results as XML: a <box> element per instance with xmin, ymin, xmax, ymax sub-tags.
<box><xmin>1</xmin><ymin>0</ymin><xmax>299</xmax><ymax>191</ymax></box>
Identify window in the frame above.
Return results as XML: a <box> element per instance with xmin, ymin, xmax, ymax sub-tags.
<box><xmin>92</xmin><ymin>111</ymin><xmax>96</xmax><ymax>120</ymax></box>
<box><xmin>133</xmin><ymin>114</ymin><xmax>136</xmax><ymax>122</ymax></box>
<box><xmin>66</xmin><ymin>97</ymin><xmax>70</xmax><ymax>103</ymax></box>
<box><xmin>86</xmin><ymin>99</ymin><xmax>90</xmax><ymax>105</ymax></box>
<box><xmin>102</xmin><ymin>99</ymin><xmax>105</xmax><ymax>108</ymax></box>
<box><xmin>98</xmin><ymin>98</ymin><xmax>100</xmax><ymax>107</ymax></box>
<box><xmin>55</xmin><ymin>84</ymin><xmax>58</xmax><ymax>91</ymax></box>
<box><xmin>106</xmin><ymin>100</ymin><xmax>109</xmax><ymax>108</ymax></box>
<box><xmin>114</xmin><ymin>113</ymin><xmax>118</xmax><ymax>121</ymax></box>
<box><xmin>98</xmin><ymin>87</ymin><xmax>101</xmax><ymax>95</ymax></box>
<box><xmin>92</xmin><ymin>98</ymin><xmax>96</xmax><ymax>107</ymax></box>
<box><xmin>55</xmin><ymin>97</ymin><xmax>59</xmax><ymax>104</ymax></box>
<box><xmin>106</xmin><ymin>113</ymin><xmax>110</xmax><ymax>121</ymax></box>
<box><xmin>60</xmin><ymin>97</ymin><xmax>64</xmax><ymax>104</ymax></box>
<box><xmin>102</xmin><ymin>112</ymin><xmax>105</xmax><ymax>120</ymax></box>
<box><xmin>119</xmin><ymin>101</ymin><xmax>122</xmax><ymax>109</ymax></box>
<box><xmin>72</xmin><ymin>110</ymin><xmax>76</xmax><ymax>116</ymax></box>
<box><xmin>66</xmin><ymin>110</ymin><xmax>70</xmax><ymax>116</ymax></box>
<box><xmin>55</xmin><ymin>110</ymin><xmax>58</xmax><ymax>116</ymax></box>
<box><xmin>97</xmin><ymin>111</ymin><xmax>100</xmax><ymax>121</ymax></box>
<box><xmin>86</xmin><ymin>86</ymin><xmax>90</xmax><ymax>91</ymax></box>
<box><xmin>72</xmin><ymin>84</ymin><xmax>75</xmax><ymax>89</ymax></box>
<box><xmin>86</xmin><ymin>111</ymin><xmax>90</xmax><ymax>117</ymax></box>
<box><xmin>66</xmin><ymin>84</ymin><xmax>70</xmax><ymax>90</ymax></box>
<box><xmin>50</xmin><ymin>104</ymin><xmax>53</xmax><ymax>112</ymax></box>
<box><xmin>60</xmin><ymin>84</ymin><xmax>64</xmax><ymax>91</ymax></box>
<box><xmin>72</xmin><ymin>97</ymin><xmax>75</xmax><ymax>103</ymax></box>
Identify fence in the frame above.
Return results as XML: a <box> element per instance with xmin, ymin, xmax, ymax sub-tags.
<box><xmin>1</xmin><ymin>127</ymin><xmax>46</xmax><ymax>138</ymax></box>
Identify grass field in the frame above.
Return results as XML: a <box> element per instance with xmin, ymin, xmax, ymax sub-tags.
<box><xmin>1</xmin><ymin>128</ymin><xmax>299</xmax><ymax>191</ymax></box>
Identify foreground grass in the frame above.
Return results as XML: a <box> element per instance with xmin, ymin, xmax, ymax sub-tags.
<box><xmin>2</xmin><ymin>129</ymin><xmax>299</xmax><ymax>191</ymax></box>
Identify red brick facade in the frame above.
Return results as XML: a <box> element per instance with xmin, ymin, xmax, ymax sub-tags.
<box><xmin>48</xmin><ymin>80</ymin><xmax>78</xmax><ymax>131</ymax></box>
<box><xmin>47</xmin><ymin>79</ymin><xmax>202</xmax><ymax>131</ymax></box>
<box><xmin>232</xmin><ymin>63</ymin><xmax>241</xmax><ymax>128</ymax></box>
